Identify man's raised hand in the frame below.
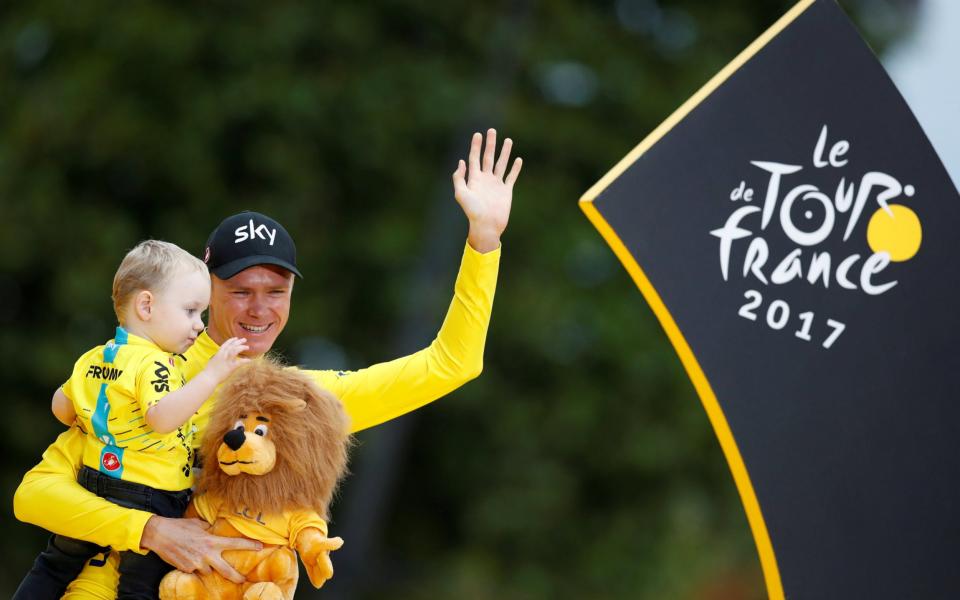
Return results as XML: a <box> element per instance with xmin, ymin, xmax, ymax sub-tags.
<box><xmin>453</xmin><ymin>128</ymin><xmax>522</xmax><ymax>253</ymax></box>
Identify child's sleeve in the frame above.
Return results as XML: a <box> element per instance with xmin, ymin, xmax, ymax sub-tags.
<box><xmin>134</xmin><ymin>353</ymin><xmax>184</xmax><ymax>415</ymax></box>
<box><xmin>61</xmin><ymin>355</ymin><xmax>87</xmax><ymax>405</ymax></box>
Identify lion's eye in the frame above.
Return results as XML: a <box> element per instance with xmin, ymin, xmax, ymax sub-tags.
<box><xmin>233</xmin><ymin>420</ymin><xmax>245</xmax><ymax>432</ymax></box>
<box><xmin>254</xmin><ymin>424</ymin><xmax>268</xmax><ymax>437</ymax></box>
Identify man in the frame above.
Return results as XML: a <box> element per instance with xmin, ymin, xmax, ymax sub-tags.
<box><xmin>14</xmin><ymin>129</ymin><xmax>521</xmax><ymax>599</ymax></box>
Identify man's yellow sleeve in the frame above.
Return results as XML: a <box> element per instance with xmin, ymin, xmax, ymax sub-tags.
<box><xmin>13</xmin><ymin>426</ymin><xmax>153</xmax><ymax>552</ymax></box>
<box><xmin>310</xmin><ymin>241</ymin><xmax>500</xmax><ymax>433</ymax></box>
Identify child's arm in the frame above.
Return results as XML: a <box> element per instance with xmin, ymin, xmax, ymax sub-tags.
<box><xmin>51</xmin><ymin>388</ymin><xmax>76</xmax><ymax>426</ymax></box>
<box><xmin>145</xmin><ymin>337</ymin><xmax>248</xmax><ymax>434</ymax></box>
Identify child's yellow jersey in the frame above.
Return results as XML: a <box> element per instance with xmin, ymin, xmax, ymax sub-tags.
<box><xmin>63</xmin><ymin>327</ymin><xmax>196</xmax><ymax>492</ymax></box>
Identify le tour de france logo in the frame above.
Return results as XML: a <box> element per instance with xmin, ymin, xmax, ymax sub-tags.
<box><xmin>709</xmin><ymin>125</ymin><xmax>923</xmax><ymax>350</ymax></box>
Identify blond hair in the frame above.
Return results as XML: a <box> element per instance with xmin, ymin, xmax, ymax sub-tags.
<box><xmin>112</xmin><ymin>240</ymin><xmax>208</xmax><ymax>324</ymax></box>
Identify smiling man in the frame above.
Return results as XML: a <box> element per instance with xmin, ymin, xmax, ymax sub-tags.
<box><xmin>14</xmin><ymin>129</ymin><xmax>521</xmax><ymax>599</ymax></box>
<box><xmin>203</xmin><ymin>211</ymin><xmax>302</xmax><ymax>357</ymax></box>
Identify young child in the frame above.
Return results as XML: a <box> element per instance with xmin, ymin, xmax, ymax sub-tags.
<box><xmin>15</xmin><ymin>240</ymin><xmax>248</xmax><ymax>600</ymax></box>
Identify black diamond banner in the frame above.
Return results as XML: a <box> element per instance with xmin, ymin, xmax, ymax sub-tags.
<box><xmin>580</xmin><ymin>1</ymin><xmax>960</xmax><ymax>598</ymax></box>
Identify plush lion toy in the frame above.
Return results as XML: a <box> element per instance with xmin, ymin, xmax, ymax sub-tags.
<box><xmin>159</xmin><ymin>359</ymin><xmax>352</xmax><ymax>600</ymax></box>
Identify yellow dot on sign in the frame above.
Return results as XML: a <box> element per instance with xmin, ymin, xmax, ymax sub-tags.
<box><xmin>866</xmin><ymin>204</ymin><xmax>922</xmax><ymax>262</ymax></box>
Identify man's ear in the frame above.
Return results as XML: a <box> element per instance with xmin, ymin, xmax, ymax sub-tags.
<box><xmin>134</xmin><ymin>290</ymin><xmax>154</xmax><ymax>321</ymax></box>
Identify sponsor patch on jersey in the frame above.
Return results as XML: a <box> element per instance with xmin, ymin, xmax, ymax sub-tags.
<box><xmin>102</xmin><ymin>452</ymin><xmax>121</xmax><ymax>472</ymax></box>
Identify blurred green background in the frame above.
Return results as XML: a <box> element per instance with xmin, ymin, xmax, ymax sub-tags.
<box><xmin>0</xmin><ymin>1</ymin><xmax>916</xmax><ymax>598</ymax></box>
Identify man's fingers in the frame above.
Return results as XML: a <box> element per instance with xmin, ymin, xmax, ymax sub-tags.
<box><xmin>505</xmin><ymin>157</ymin><xmax>523</xmax><ymax>187</ymax></box>
<box><xmin>482</xmin><ymin>128</ymin><xmax>496</xmax><ymax>171</ymax></box>
<box><xmin>209</xmin><ymin>556</ymin><xmax>245</xmax><ymax>585</ymax></box>
<box><xmin>494</xmin><ymin>138</ymin><xmax>513</xmax><ymax>178</ymax></box>
<box><xmin>452</xmin><ymin>160</ymin><xmax>467</xmax><ymax>194</ymax></box>
<box><xmin>468</xmin><ymin>132</ymin><xmax>482</xmax><ymax>176</ymax></box>
<box><xmin>161</xmin><ymin>553</ymin><xmax>195</xmax><ymax>573</ymax></box>
<box><xmin>218</xmin><ymin>536</ymin><xmax>263</xmax><ymax>552</ymax></box>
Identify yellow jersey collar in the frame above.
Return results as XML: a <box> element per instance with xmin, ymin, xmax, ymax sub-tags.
<box><xmin>113</xmin><ymin>326</ymin><xmax>164</xmax><ymax>352</ymax></box>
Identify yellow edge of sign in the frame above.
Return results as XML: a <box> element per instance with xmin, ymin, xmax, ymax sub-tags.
<box><xmin>580</xmin><ymin>201</ymin><xmax>785</xmax><ymax>599</ymax></box>
<box><xmin>578</xmin><ymin>1</ymin><xmax>818</xmax><ymax>598</ymax></box>
<box><xmin>582</xmin><ymin>0</ymin><xmax>816</xmax><ymax>204</ymax></box>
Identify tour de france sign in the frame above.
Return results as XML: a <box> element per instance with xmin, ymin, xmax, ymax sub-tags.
<box><xmin>580</xmin><ymin>1</ymin><xmax>960</xmax><ymax>598</ymax></box>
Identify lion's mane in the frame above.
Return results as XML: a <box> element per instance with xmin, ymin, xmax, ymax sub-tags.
<box><xmin>196</xmin><ymin>358</ymin><xmax>352</xmax><ymax>518</ymax></box>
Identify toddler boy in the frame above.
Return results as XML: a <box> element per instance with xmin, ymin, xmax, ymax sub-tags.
<box><xmin>15</xmin><ymin>240</ymin><xmax>247</xmax><ymax>600</ymax></box>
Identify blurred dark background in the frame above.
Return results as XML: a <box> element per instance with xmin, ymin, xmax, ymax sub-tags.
<box><xmin>0</xmin><ymin>1</ymin><xmax>925</xmax><ymax>598</ymax></box>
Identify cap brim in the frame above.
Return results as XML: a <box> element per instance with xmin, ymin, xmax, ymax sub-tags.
<box><xmin>210</xmin><ymin>255</ymin><xmax>303</xmax><ymax>280</ymax></box>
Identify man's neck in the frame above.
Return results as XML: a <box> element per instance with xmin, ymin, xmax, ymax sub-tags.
<box><xmin>206</xmin><ymin>323</ymin><xmax>226</xmax><ymax>346</ymax></box>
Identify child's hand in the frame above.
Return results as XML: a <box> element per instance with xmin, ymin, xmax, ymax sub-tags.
<box><xmin>205</xmin><ymin>337</ymin><xmax>249</xmax><ymax>382</ymax></box>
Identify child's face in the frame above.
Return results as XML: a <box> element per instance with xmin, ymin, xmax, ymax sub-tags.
<box><xmin>148</xmin><ymin>267</ymin><xmax>211</xmax><ymax>354</ymax></box>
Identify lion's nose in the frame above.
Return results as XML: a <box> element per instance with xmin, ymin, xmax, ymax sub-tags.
<box><xmin>224</xmin><ymin>428</ymin><xmax>246</xmax><ymax>451</ymax></box>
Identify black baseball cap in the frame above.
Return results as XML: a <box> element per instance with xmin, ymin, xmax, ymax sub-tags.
<box><xmin>203</xmin><ymin>211</ymin><xmax>303</xmax><ymax>279</ymax></box>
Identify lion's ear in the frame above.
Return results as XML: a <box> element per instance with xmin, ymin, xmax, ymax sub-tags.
<box><xmin>291</xmin><ymin>399</ymin><xmax>307</xmax><ymax>411</ymax></box>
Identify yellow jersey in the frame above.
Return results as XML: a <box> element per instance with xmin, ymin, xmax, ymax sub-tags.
<box><xmin>63</xmin><ymin>327</ymin><xmax>196</xmax><ymax>492</ymax></box>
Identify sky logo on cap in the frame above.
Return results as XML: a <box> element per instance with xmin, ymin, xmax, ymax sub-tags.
<box><xmin>234</xmin><ymin>218</ymin><xmax>277</xmax><ymax>246</ymax></box>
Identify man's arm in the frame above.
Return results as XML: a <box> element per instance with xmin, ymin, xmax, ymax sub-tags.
<box><xmin>14</xmin><ymin>427</ymin><xmax>154</xmax><ymax>552</ymax></box>
<box><xmin>14</xmin><ymin>427</ymin><xmax>260</xmax><ymax>583</ymax></box>
<box><xmin>312</xmin><ymin>129</ymin><xmax>520</xmax><ymax>432</ymax></box>
<box><xmin>315</xmin><ymin>241</ymin><xmax>499</xmax><ymax>432</ymax></box>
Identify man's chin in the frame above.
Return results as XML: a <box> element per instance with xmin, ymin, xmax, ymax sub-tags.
<box><xmin>241</xmin><ymin>337</ymin><xmax>278</xmax><ymax>357</ymax></box>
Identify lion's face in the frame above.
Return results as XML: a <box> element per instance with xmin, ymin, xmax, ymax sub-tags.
<box><xmin>197</xmin><ymin>359</ymin><xmax>352</xmax><ymax>516</ymax></box>
<box><xmin>217</xmin><ymin>411</ymin><xmax>280</xmax><ymax>476</ymax></box>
